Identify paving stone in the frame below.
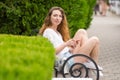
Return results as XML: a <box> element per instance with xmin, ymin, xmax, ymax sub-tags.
<box><xmin>87</xmin><ymin>11</ymin><xmax>120</xmax><ymax>80</ymax></box>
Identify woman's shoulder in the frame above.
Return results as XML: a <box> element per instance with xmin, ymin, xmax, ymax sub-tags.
<box><xmin>43</xmin><ymin>28</ymin><xmax>55</xmax><ymax>35</ymax></box>
<box><xmin>44</xmin><ymin>28</ymin><xmax>53</xmax><ymax>31</ymax></box>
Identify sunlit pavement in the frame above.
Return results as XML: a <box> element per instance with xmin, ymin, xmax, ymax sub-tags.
<box><xmin>87</xmin><ymin>11</ymin><xmax>120</xmax><ymax>80</ymax></box>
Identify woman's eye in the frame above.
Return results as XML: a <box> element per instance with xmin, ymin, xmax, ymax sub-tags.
<box><xmin>59</xmin><ymin>15</ymin><xmax>62</xmax><ymax>18</ymax></box>
<box><xmin>53</xmin><ymin>14</ymin><xmax>57</xmax><ymax>17</ymax></box>
<box><xmin>53</xmin><ymin>14</ymin><xmax>62</xmax><ymax>18</ymax></box>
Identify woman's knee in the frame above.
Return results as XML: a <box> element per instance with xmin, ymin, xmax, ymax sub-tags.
<box><xmin>91</xmin><ymin>36</ymin><xmax>100</xmax><ymax>44</ymax></box>
<box><xmin>77</xmin><ymin>29</ymin><xmax>87</xmax><ymax>35</ymax></box>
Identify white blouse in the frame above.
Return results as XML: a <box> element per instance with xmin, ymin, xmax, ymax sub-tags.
<box><xmin>43</xmin><ymin>28</ymin><xmax>69</xmax><ymax>58</ymax></box>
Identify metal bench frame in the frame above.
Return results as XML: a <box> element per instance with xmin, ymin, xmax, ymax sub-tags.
<box><xmin>54</xmin><ymin>54</ymin><xmax>100</xmax><ymax>80</ymax></box>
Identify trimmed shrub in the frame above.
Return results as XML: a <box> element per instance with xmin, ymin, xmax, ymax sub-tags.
<box><xmin>0</xmin><ymin>0</ymin><xmax>96</xmax><ymax>37</ymax></box>
<box><xmin>85</xmin><ymin>0</ymin><xmax>96</xmax><ymax>29</ymax></box>
<box><xmin>0</xmin><ymin>34</ymin><xmax>55</xmax><ymax>80</ymax></box>
<box><xmin>64</xmin><ymin>0</ymin><xmax>89</xmax><ymax>37</ymax></box>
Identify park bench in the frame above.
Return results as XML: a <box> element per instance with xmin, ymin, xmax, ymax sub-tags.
<box><xmin>53</xmin><ymin>54</ymin><xmax>100</xmax><ymax>80</ymax></box>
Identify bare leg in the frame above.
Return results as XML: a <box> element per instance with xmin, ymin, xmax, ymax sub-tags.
<box><xmin>72</xmin><ymin>36</ymin><xmax>100</xmax><ymax>64</ymax></box>
<box><xmin>71</xmin><ymin>29</ymin><xmax>89</xmax><ymax>63</ymax></box>
<box><xmin>90</xmin><ymin>37</ymin><xmax>99</xmax><ymax>63</ymax></box>
<box><xmin>73</xmin><ymin>29</ymin><xmax>88</xmax><ymax>46</ymax></box>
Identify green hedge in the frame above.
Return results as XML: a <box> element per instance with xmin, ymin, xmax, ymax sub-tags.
<box><xmin>85</xmin><ymin>0</ymin><xmax>96</xmax><ymax>29</ymax></box>
<box><xmin>0</xmin><ymin>34</ymin><xmax>55</xmax><ymax>80</ymax></box>
<box><xmin>0</xmin><ymin>0</ymin><xmax>96</xmax><ymax>37</ymax></box>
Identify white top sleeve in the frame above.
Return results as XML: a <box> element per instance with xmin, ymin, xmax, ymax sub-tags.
<box><xmin>43</xmin><ymin>28</ymin><xmax>69</xmax><ymax>58</ymax></box>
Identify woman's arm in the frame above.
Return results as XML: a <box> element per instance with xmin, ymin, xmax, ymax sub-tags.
<box><xmin>55</xmin><ymin>42</ymin><xmax>67</xmax><ymax>54</ymax></box>
<box><xmin>55</xmin><ymin>39</ymin><xmax>76</xmax><ymax>54</ymax></box>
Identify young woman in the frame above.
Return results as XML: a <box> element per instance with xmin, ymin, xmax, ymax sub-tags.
<box><xmin>39</xmin><ymin>6</ymin><xmax>103</xmax><ymax>76</ymax></box>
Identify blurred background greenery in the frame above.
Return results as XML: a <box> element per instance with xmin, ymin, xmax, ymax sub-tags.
<box><xmin>0</xmin><ymin>0</ymin><xmax>96</xmax><ymax>37</ymax></box>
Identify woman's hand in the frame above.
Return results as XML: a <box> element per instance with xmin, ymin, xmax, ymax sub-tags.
<box><xmin>65</xmin><ymin>39</ymin><xmax>76</xmax><ymax>48</ymax></box>
<box><xmin>72</xmin><ymin>40</ymin><xmax>81</xmax><ymax>54</ymax></box>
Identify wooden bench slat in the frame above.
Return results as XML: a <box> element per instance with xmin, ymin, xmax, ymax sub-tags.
<box><xmin>52</xmin><ymin>78</ymin><xmax>93</xmax><ymax>80</ymax></box>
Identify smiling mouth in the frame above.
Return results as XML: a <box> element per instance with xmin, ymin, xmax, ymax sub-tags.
<box><xmin>55</xmin><ymin>21</ymin><xmax>60</xmax><ymax>23</ymax></box>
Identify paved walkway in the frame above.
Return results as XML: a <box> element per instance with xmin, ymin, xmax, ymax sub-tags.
<box><xmin>87</xmin><ymin>11</ymin><xmax>120</xmax><ymax>80</ymax></box>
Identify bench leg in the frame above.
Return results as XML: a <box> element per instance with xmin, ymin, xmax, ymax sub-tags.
<box><xmin>54</xmin><ymin>69</ymin><xmax>58</xmax><ymax>77</ymax></box>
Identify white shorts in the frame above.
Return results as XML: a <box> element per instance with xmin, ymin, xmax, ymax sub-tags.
<box><xmin>61</xmin><ymin>52</ymin><xmax>74</xmax><ymax>68</ymax></box>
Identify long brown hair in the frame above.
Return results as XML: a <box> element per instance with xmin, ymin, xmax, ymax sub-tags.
<box><xmin>39</xmin><ymin>6</ymin><xmax>70</xmax><ymax>42</ymax></box>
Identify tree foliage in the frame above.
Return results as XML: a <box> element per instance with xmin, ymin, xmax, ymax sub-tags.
<box><xmin>0</xmin><ymin>0</ymin><xmax>96</xmax><ymax>36</ymax></box>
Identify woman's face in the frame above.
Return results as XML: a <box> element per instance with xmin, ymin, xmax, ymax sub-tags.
<box><xmin>50</xmin><ymin>10</ymin><xmax>63</xmax><ymax>27</ymax></box>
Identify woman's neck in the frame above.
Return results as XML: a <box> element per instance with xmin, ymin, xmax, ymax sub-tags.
<box><xmin>50</xmin><ymin>25</ymin><xmax>58</xmax><ymax>31</ymax></box>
